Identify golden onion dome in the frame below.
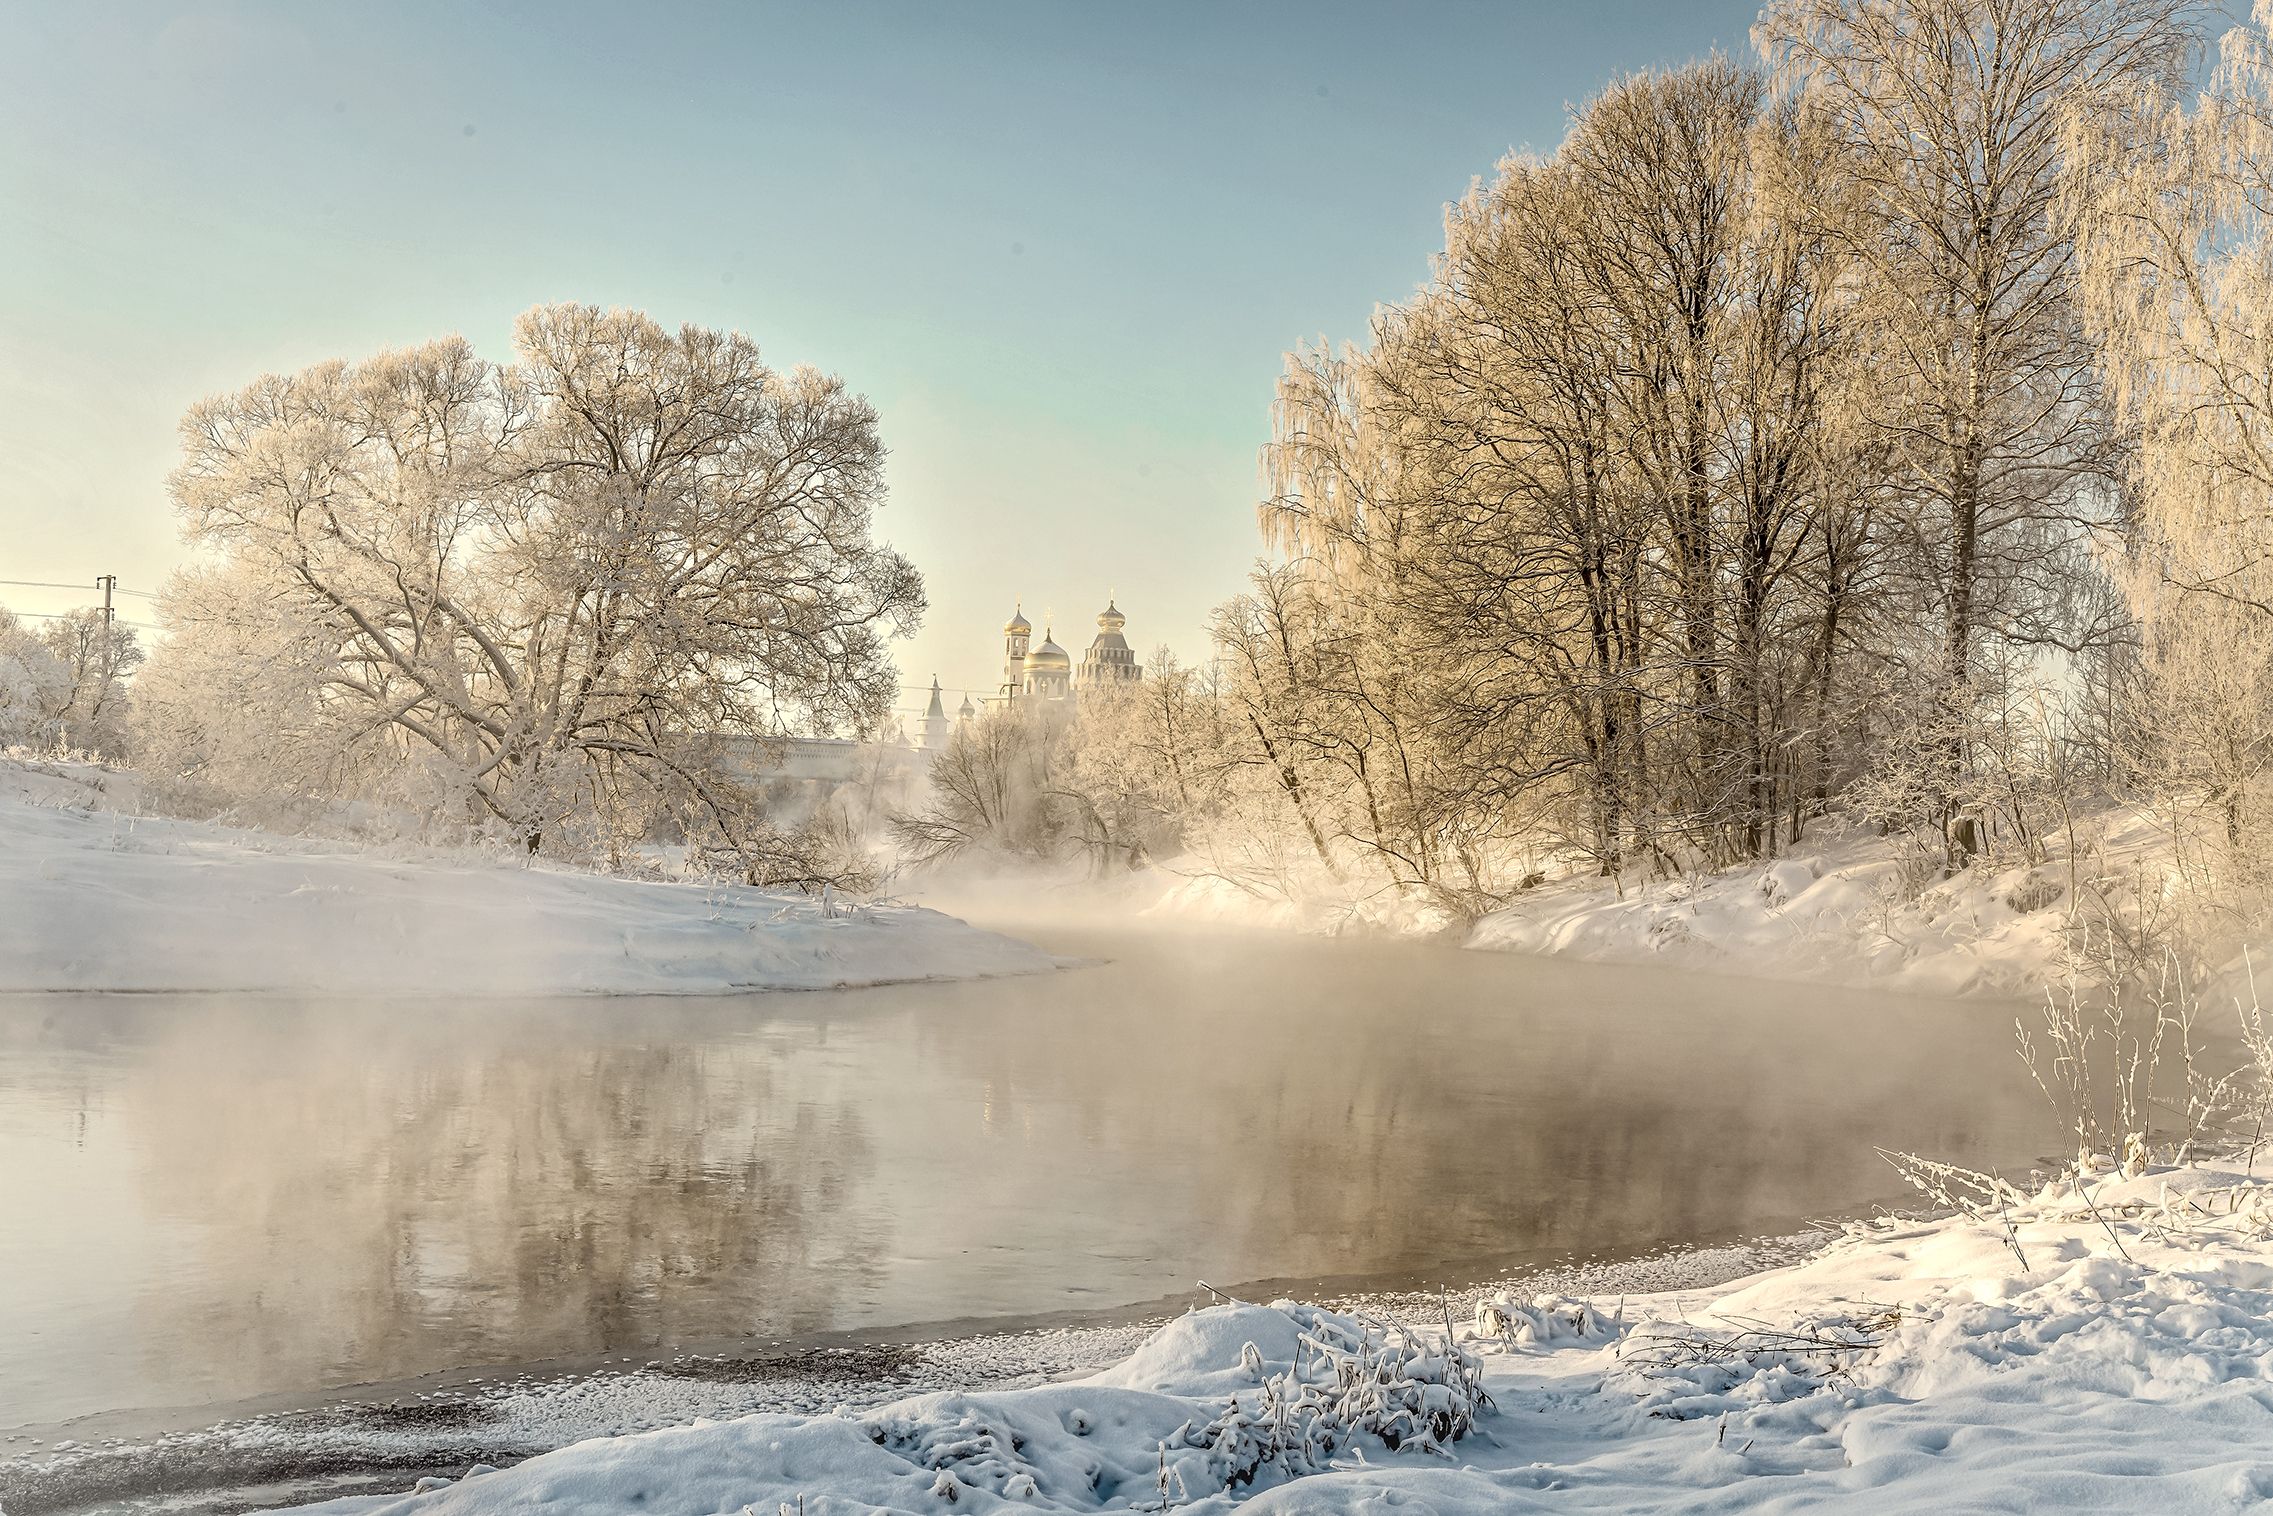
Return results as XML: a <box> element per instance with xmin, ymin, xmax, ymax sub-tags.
<box><xmin>1004</xmin><ymin>606</ymin><xmax>1031</xmax><ymax>635</ymax></box>
<box><xmin>1024</xmin><ymin>631</ymin><xmax>1071</xmax><ymax>670</ymax></box>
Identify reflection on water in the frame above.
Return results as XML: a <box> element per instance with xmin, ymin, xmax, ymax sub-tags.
<box><xmin>0</xmin><ymin>926</ymin><xmax>2056</xmax><ymax>1429</ymax></box>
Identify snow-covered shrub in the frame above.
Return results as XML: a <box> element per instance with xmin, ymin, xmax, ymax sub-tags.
<box><xmin>2003</xmin><ymin>870</ymin><xmax>2067</xmax><ymax>915</ymax></box>
<box><xmin>1754</xmin><ymin>859</ymin><xmax>1819</xmax><ymax>909</ymax></box>
<box><xmin>1616</xmin><ymin>1305</ymin><xmax>1900</xmax><ymax>1406</ymax></box>
<box><xmin>890</xmin><ymin>704</ymin><xmax>1075</xmax><ymax>868</ymax></box>
<box><xmin>1473</xmin><ymin>1292</ymin><xmax>1624</xmax><ymax>1349</ymax></box>
<box><xmin>1844</xmin><ymin>661</ymin><xmax>2088</xmax><ymax>879</ymax></box>
<box><xmin>860</xmin><ymin>1405</ymin><xmax>1048</xmax><ymax>1504</ymax></box>
<box><xmin>1646</xmin><ymin>911</ymin><xmax>1699</xmax><ymax>951</ymax></box>
<box><xmin>1886</xmin><ymin>946</ymin><xmax>2273</xmax><ymax>1269</ymax></box>
<box><xmin>1162</xmin><ymin>1304</ymin><xmax>1488</xmax><ymax>1499</ymax></box>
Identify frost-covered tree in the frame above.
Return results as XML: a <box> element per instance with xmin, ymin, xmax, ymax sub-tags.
<box><xmin>1718</xmin><ymin>96</ymin><xmax>1884</xmax><ymax>852</ymax></box>
<box><xmin>2067</xmin><ymin>1</ymin><xmax>2273</xmax><ymax>885</ymax></box>
<box><xmin>0</xmin><ymin>602</ymin><xmax>139</xmax><ymax>755</ymax></box>
<box><xmin>0</xmin><ymin>606</ymin><xmax>69</xmax><ymax>749</ymax></box>
<box><xmin>1051</xmin><ymin>649</ymin><xmax>1231</xmax><ymax>874</ymax></box>
<box><xmin>892</xmin><ymin>651</ymin><xmax>1233</xmax><ymax>878</ymax></box>
<box><xmin>39</xmin><ymin>607</ymin><xmax>143</xmax><ymax>756</ymax></box>
<box><xmin>1560</xmin><ymin>59</ymin><xmax>1759</xmax><ymax>845</ymax></box>
<box><xmin>1254</xmin><ymin>61</ymin><xmax>1888</xmax><ymax>885</ymax></box>
<box><xmin>1259</xmin><ymin>336</ymin><xmax>1492</xmax><ymax>895</ymax></box>
<box><xmin>883</xmin><ymin>8</ymin><xmax>2214</xmax><ymax>912</ymax></box>
<box><xmin>1210</xmin><ymin>561</ymin><xmax>1361</xmax><ymax>881</ymax></box>
<box><xmin>135</xmin><ymin>559</ymin><xmax>395</xmax><ymax>823</ymax></box>
<box><xmin>162</xmin><ymin>304</ymin><xmax>922</xmax><ymax>883</ymax></box>
<box><xmin>1758</xmin><ymin>0</ymin><xmax>2193</xmax><ymax>860</ymax></box>
<box><xmin>889</xmin><ymin>703</ymin><xmax>1068</xmax><ymax>866</ymax></box>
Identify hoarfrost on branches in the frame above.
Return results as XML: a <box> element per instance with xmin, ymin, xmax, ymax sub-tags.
<box><xmin>154</xmin><ymin>304</ymin><xmax>921</xmax><ymax>884</ymax></box>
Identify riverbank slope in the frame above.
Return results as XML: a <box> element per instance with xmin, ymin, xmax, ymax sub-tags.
<box><xmin>0</xmin><ymin>757</ymin><xmax>1055</xmax><ymax>995</ymax></box>
<box><xmin>272</xmin><ymin>1159</ymin><xmax>2273</xmax><ymax>1515</ymax></box>
<box><xmin>1118</xmin><ymin>811</ymin><xmax>2174</xmax><ymax>999</ymax></box>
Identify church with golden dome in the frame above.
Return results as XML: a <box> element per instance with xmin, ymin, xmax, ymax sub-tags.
<box><xmin>998</xmin><ymin>601</ymin><xmax>1141</xmax><ymax>707</ymax></box>
<box><xmin>912</xmin><ymin>601</ymin><xmax>1144</xmax><ymax>751</ymax></box>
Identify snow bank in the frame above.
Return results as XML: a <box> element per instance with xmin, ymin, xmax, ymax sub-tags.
<box><xmin>1461</xmin><ymin>824</ymin><xmax>2084</xmax><ymax>997</ymax></box>
<box><xmin>271</xmin><ymin>1161</ymin><xmax>2273</xmax><ymax>1514</ymax></box>
<box><xmin>0</xmin><ymin>758</ymin><xmax>1056</xmax><ymax>996</ymax></box>
<box><xmin>1132</xmin><ymin>818</ymin><xmax>2171</xmax><ymax>997</ymax></box>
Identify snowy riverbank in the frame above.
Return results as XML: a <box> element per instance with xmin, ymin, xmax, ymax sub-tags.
<box><xmin>0</xmin><ymin>1239</ymin><xmax>1818</xmax><ymax>1514</ymax></box>
<box><xmin>247</xmin><ymin>1159</ymin><xmax>2273</xmax><ymax>1514</ymax></box>
<box><xmin>1126</xmin><ymin>814</ymin><xmax>2177</xmax><ymax>999</ymax></box>
<box><xmin>0</xmin><ymin>758</ymin><xmax>1057</xmax><ymax>996</ymax></box>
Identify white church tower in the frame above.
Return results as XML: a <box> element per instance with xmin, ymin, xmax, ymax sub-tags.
<box><xmin>1079</xmin><ymin>600</ymin><xmax>1141</xmax><ymax>687</ymax></box>
<box><xmin>990</xmin><ymin>598</ymin><xmax>1136</xmax><ymax>708</ymax></box>
<box><xmin>921</xmin><ymin>676</ymin><xmax>951</xmax><ymax>750</ymax></box>
<box><xmin>1000</xmin><ymin>605</ymin><xmax>1031</xmax><ymax>704</ymax></box>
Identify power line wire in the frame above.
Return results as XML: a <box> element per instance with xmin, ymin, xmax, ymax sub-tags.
<box><xmin>9</xmin><ymin>607</ymin><xmax>159</xmax><ymax>631</ymax></box>
<box><xmin>0</xmin><ymin>578</ymin><xmax>159</xmax><ymax>599</ymax></box>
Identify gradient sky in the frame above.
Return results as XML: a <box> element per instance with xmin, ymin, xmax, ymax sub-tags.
<box><xmin>2</xmin><ymin>0</ymin><xmax>1763</xmax><ymax>725</ymax></box>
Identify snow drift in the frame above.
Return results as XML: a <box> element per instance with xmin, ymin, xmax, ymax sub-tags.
<box><xmin>0</xmin><ymin>759</ymin><xmax>1056</xmax><ymax>996</ymax></box>
<box><xmin>1127</xmin><ymin>815</ymin><xmax>2172</xmax><ymax>998</ymax></box>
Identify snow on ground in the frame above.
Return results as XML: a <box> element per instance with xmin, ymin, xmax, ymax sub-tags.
<box><xmin>0</xmin><ymin>1239</ymin><xmax>1819</xmax><ymax>1515</ymax></box>
<box><xmin>1131</xmin><ymin>814</ymin><xmax>2178</xmax><ymax>999</ymax></box>
<box><xmin>251</xmin><ymin>1160</ymin><xmax>2273</xmax><ymax>1515</ymax></box>
<box><xmin>1459</xmin><ymin>822</ymin><xmax>2094</xmax><ymax>998</ymax></box>
<box><xmin>0</xmin><ymin>1330</ymin><xmax>1158</xmax><ymax>1516</ymax></box>
<box><xmin>0</xmin><ymin>757</ymin><xmax>1056</xmax><ymax>996</ymax></box>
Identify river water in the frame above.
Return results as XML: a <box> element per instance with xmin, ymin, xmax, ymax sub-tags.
<box><xmin>0</xmin><ymin>922</ymin><xmax>2056</xmax><ymax>1435</ymax></box>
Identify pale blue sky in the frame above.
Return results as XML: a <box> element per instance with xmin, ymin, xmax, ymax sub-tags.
<box><xmin>1</xmin><ymin>0</ymin><xmax>1761</xmax><ymax>721</ymax></box>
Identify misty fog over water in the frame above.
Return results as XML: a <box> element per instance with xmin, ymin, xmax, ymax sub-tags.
<box><xmin>0</xmin><ymin>923</ymin><xmax>2056</xmax><ymax>1433</ymax></box>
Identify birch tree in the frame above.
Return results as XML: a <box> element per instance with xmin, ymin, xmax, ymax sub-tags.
<box><xmin>1562</xmin><ymin>60</ymin><xmax>1756</xmax><ymax>849</ymax></box>
<box><xmin>1758</xmin><ymin>0</ymin><xmax>2191</xmax><ymax>861</ymax></box>
<box><xmin>2069</xmin><ymin>0</ymin><xmax>2273</xmax><ymax>875</ymax></box>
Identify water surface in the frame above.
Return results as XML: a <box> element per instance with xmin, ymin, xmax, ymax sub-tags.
<box><xmin>0</xmin><ymin>923</ymin><xmax>2056</xmax><ymax>1432</ymax></box>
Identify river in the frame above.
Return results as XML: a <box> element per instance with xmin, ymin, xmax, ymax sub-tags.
<box><xmin>0</xmin><ymin>920</ymin><xmax>2055</xmax><ymax>1440</ymax></box>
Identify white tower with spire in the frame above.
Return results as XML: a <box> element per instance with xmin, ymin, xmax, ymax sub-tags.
<box><xmin>921</xmin><ymin>676</ymin><xmax>951</xmax><ymax>750</ymax></box>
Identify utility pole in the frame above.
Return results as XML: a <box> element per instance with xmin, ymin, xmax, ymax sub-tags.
<box><xmin>91</xmin><ymin>575</ymin><xmax>119</xmax><ymax>737</ymax></box>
